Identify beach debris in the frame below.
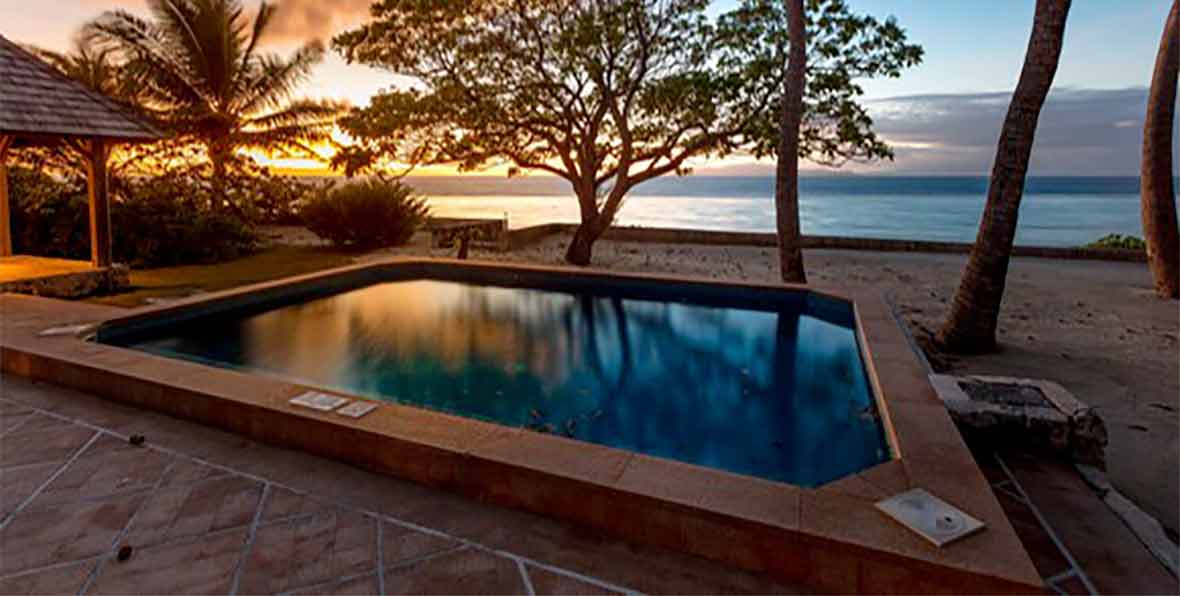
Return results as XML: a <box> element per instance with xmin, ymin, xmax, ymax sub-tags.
<box><xmin>129</xmin><ymin>434</ymin><xmax>146</xmax><ymax>447</ymax></box>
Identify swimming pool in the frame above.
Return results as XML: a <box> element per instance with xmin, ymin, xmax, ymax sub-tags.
<box><xmin>100</xmin><ymin>271</ymin><xmax>889</xmax><ymax>487</ymax></box>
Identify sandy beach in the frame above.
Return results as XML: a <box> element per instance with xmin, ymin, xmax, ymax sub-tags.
<box><xmin>358</xmin><ymin>231</ymin><xmax>1180</xmax><ymax>534</ymax></box>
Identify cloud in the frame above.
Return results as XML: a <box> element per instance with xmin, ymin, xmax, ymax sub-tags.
<box><xmin>859</xmin><ymin>87</ymin><xmax>1158</xmax><ymax>176</ymax></box>
<box><xmin>264</xmin><ymin>0</ymin><xmax>370</xmax><ymax>44</ymax></box>
<box><xmin>78</xmin><ymin>0</ymin><xmax>370</xmax><ymax>44</ymax></box>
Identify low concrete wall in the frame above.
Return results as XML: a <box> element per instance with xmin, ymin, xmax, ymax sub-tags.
<box><xmin>506</xmin><ymin>223</ymin><xmax>1147</xmax><ymax>262</ymax></box>
<box><xmin>0</xmin><ymin>265</ymin><xmax>130</xmax><ymax>299</ymax></box>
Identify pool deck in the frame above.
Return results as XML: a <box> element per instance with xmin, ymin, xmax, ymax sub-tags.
<box><xmin>0</xmin><ymin>259</ymin><xmax>1047</xmax><ymax>593</ymax></box>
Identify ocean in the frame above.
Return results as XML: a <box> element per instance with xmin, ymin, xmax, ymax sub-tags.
<box><xmin>400</xmin><ymin>175</ymin><xmax>1152</xmax><ymax>247</ymax></box>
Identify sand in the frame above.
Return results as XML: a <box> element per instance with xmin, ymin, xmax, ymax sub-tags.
<box><xmin>361</xmin><ymin>231</ymin><xmax>1180</xmax><ymax>533</ymax></box>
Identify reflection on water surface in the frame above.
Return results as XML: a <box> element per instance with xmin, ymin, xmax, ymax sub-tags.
<box><xmin>118</xmin><ymin>279</ymin><xmax>889</xmax><ymax>486</ymax></box>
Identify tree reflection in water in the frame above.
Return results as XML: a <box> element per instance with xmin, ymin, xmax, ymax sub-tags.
<box><xmin>128</xmin><ymin>279</ymin><xmax>888</xmax><ymax>486</ymax></box>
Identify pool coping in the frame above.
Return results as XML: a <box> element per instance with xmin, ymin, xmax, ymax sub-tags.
<box><xmin>0</xmin><ymin>258</ymin><xmax>1044</xmax><ymax>594</ymax></box>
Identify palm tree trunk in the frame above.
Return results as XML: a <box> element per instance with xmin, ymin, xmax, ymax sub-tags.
<box><xmin>1141</xmin><ymin>0</ymin><xmax>1180</xmax><ymax>299</ymax></box>
<box><xmin>209</xmin><ymin>142</ymin><xmax>228</xmax><ymax>213</ymax></box>
<box><xmin>775</xmin><ymin>0</ymin><xmax>808</xmax><ymax>284</ymax></box>
<box><xmin>937</xmin><ymin>0</ymin><xmax>1072</xmax><ymax>353</ymax></box>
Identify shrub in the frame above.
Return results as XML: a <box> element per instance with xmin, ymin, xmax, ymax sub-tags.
<box><xmin>1084</xmin><ymin>234</ymin><xmax>1146</xmax><ymax>251</ymax></box>
<box><xmin>8</xmin><ymin>167</ymin><xmax>257</xmax><ymax>267</ymax></box>
<box><xmin>9</xmin><ymin>168</ymin><xmax>91</xmax><ymax>259</ymax></box>
<box><xmin>302</xmin><ymin>178</ymin><xmax>429</xmax><ymax>249</ymax></box>
<box><xmin>113</xmin><ymin>176</ymin><xmax>258</xmax><ymax>266</ymax></box>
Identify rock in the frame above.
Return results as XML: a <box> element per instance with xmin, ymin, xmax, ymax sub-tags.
<box><xmin>929</xmin><ymin>374</ymin><xmax>1108</xmax><ymax>468</ymax></box>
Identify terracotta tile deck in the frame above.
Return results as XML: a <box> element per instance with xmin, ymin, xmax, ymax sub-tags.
<box><xmin>0</xmin><ymin>375</ymin><xmax>800</xmax><ymax>594</ymax></box>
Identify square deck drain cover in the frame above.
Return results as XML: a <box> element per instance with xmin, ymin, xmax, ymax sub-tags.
<box><xmin>290</xmin><ymin>391</ymin><xmax>350</xmax><ymax>412</ymax></box>
<box><xmin>876</xmin><ymin>488</ymin><xmax>985</xmax><ymax>547</ymax></box>
<box><xmin>337</xmin><ymin>401</ymin><xmax>379</xmax><ymax>419</ymax></box>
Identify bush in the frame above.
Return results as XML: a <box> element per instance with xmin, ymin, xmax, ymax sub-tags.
<box><xmin>9</xmin><ymin>168</ymin><xmax>91</xmax><ymax>259</ymax></box>
<box><xmin>302</xmin><ymin>178</ymin><xmax>429</xmax><ymax>249</ymax></box>
<box><xmin>1084</xmin><ymin>234</ymin><xmax>1146</xmax><ymax>251</ymax></box>
<box><xmin>113</xmin><ymin>176</ymin><xmax>258</xmax><ymax>266</ymax></box>
<box><xmin>9</xmin><ymin>167</ymin><xmax>257</xmax><ymax>267</ymax></box>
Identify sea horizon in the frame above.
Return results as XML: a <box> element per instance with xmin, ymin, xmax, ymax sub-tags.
<box><xmin>376</xmin><ymin>175</ymin><xmax>1162</xmax><ymax>247</ymax></box>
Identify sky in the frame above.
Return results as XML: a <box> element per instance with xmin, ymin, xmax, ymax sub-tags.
<box><xmin>2</xmin><ymin>0</ymin><xmax>1175</xmax><ymax>176</ymax></box>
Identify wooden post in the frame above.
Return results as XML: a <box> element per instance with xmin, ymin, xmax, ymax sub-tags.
<box><xmin>84</xmin><ymin>138</ymin><xmax>112</xmax><ymax>268</ymax></box>
<box><xmin>0</xmin><ymin>135</ymin><xmax>12</xmax><ymax>258</ymax></box>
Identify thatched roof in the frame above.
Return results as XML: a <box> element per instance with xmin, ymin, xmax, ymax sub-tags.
<box><xmin>0</xmin><ymin>34</ymin><xmax>161</xmax><ymax>143</ymax></box>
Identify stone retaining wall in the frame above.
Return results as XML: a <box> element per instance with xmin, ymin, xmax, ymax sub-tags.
<box><xmin>0</xmin><ymin>265</ymin><xmax>130</xmax><ymax>299</ymax></box>
<box><xmin>506</xmin><ymin>223</ymin><xmax>1146</xmax><ymax>262</ymax></box>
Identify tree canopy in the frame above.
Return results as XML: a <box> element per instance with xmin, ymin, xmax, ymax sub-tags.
<box><xmin>334</xmin><ymin>0</ymin><xmax>922</xmax><ymax>264</ymax></box>
<box><xmin>86</xmin><ymin>0</ymin><xmax>343</xmax><ymax>210</ymax></box>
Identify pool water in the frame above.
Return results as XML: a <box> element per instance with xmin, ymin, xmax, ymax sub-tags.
<box><xmin>106</xmin><ymin>278</ymin><xmax>889</xmax><ymax>486</ymax></box>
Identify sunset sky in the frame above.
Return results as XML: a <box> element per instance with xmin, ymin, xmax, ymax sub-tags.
<box><xmin>2</xmin><ymin>0</ymin><xmax>1175</xmax><ymax>176</ymax></box>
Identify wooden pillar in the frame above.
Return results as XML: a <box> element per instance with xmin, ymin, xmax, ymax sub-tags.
<box><xmin>0</xmin><ymin>135</ymin><xmax>12</xmax><ymax>257</ymax></box>
<box><xmin>84</xmin><ymin>138</ymin><xmax>112</xmax><ymax>268</ymax></box>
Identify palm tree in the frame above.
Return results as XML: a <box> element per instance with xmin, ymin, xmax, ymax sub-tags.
<box><xmin>1141</xmin><ymin>0</ymin><xmax>1179</xmax><ymax>300</ymax></box>
<box><xmin>86</xmin><ymin>0</ymin><xmax>342</xmax><ymax>211</ymax></box>
<box><xmin>775</xmin><ymin>0</ymin><xmax>807</xmax><ymax>284</ymax></box>
<box><xmin>937</xmin><ymin>0</ymin><xmax>1072</xmax><ymax>353</ymax></box>
<box><xmin>31</xmin><ymin>38</ymin><xmax>137</xmax><ymax>105</ymax></box>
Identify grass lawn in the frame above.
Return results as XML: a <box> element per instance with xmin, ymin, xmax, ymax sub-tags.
<box><xmin>87</xmin><ymin>245</ymin><xmax>355</xmax><ymax>308</ymax></box>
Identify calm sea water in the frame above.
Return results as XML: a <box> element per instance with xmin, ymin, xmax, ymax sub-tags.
<box><xmin>403</xmin><ymin>175</ymin><xmax>1149</xmax><ymax>247</ymax></box>
<box><xmin>109</xmin><ymin>278</ymin><xmax>888</xmax><ymax>486</ymax></box>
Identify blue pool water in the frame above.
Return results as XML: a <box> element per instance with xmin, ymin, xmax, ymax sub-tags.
<box><xmin>105</xmin><ymin>278</ymin><xmax>889</xmax><ymax>486</ymax></box>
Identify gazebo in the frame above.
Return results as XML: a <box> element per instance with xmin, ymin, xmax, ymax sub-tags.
<box><xmin>0</xmin><ymin>33</ymin><xmax>160</xmax><ymax>291</ymax></box>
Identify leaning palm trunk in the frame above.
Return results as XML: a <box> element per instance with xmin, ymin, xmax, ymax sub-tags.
<box><xmin>938</xmin><ymin>0</ymin><xmax>1072</xmax><ymax>353</ymax></box>
<box><xmin>1141</xmin><ymin>0</ymin><xmax>1180</xmax><ymax>299</ymax></box>
<box><xmin>775</xmin><ymin>0</ymin><xmax>808</xmax><ymax>284</ymax></box>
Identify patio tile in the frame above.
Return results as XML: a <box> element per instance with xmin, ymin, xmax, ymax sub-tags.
<box><xmin>526</xmin><ymin>565</ymin><xmax>622</xmax><ymax>595</ymax></box>
<box><xmin>158</xmin><ymin>457</ymin><xmax>232</xmax><ymax>488</ymax></box>
<box><xmin>237</xmin><ymin>506</ymin><xmax>377</xmax><ymax>594</ymax></box>
<box><xmin>290</xmin><ymin>572</ymin><xmax>382</xmax><ymax>595</ymax></box>
<box><xmin>0</xmin><ymin>493</ymin><xmax>144</xmax><ymax>575</ymax></box>
<box><xmin>0</xmin><ymin>559</ymin><xmax>98</xmax><ymax>595</ymax></box>
<box><xmin>260</xmin><ymin>485</ymin><xmax>326</xmax><ymax>522</ymax></box>
<box><xmin>0</xmin><ymin>418</ymin><xmax>95</xmax><ymax>469</ymax></box>
<box><xmin>382</xmin><ymin>547</ymin><xmax>525</xmax><ymax>595</ymax></box>
<box><xmin>381</xmin><ymin>521</ymin><xmax>461</xmax><ymax>566</ymax></box>
<box><xmin>32</xmin><ymin>435</ymin><xmax>173</xmax><ymax>507</ymax></box>
<box><xmin>0</xmin><ymin>400</ymin><xmax>35</xmax><ymax>434</ymax></box>
<box><xmin>88</xmin><ymin>528</ymin><xmax>249</xmax><ymax>595</ymax></box>
<box><xmin>123</xmin><ymin>475</ymin><xmax>264</xmax><ymax>548</ymax></box>
<box><xmin>0</xmin><ymin>462</ymin><xmax>59</xmax><ymax>518</ymax></box>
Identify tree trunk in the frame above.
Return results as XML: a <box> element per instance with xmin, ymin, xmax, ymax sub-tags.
<box><xmin>774</xmin><ymin>0</ymin><xmax>808</xmax><ymax>284</ymax></box>
<box><xmin>937</xmin><ymin>0</ymin><xmax>1072</xmax><ymax>353</ymax></box>
<box><xmin>1142</xmin><ymin>0</ymin><xmax>1180</xmax><ymax>299</ymax></box>
<box><xmin>565</xmin><ymin>220</ymin><xmax>603</xmax><ymax>266</ymax></box>
<box><xmin>565</xmin><ymin>185</ymin><xmax>608</xmax><ymax>266</ymax></box>
<box><xmin>209</xmin><ymin>142</ymin><xmax>228</xmax><ymax>213</ymax></box>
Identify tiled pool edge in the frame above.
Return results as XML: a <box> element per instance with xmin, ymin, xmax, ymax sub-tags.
<box><xmin>0</xmin><ymin>260</ymin><xmax>1044</xmax><ymax>594</ymax></box>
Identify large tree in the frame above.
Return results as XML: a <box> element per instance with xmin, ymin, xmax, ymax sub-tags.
<box><xmin>333</xmin><ymin>0</ymin><xmax>922</xmax><ymax>265</ymax></box>
<box><xmin>775</xmin><ymin>0</ymin><xmax>807</xmax><ymax>283</ymax></box>
<box><xmin>937</xmin><ymin>0</ymin><xmax>1072</xmax><ymax>353</ymax></box>
<box><xmin>1141</xmin><ymin>0</ymin><xmax>1179</xmax><ymax>299</ymax></box>
<box><xmin>86</xmin><ymin>0</ymin><xmax>342</xmax><ymax>212</ymax></box>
